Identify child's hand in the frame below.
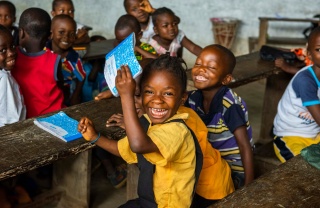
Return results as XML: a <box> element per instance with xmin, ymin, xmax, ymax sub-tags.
<box><xmin>94</xmin><ymin>90</ymin><xmax>113</xmax><ymax>101</ymax></box>
<box><xmin>106</xmin><ymin>113</ymin><xmax>125</xmax><ymax>129</ymax></box>
<box><xmin>115</xmin><ymin>65</ymin><xmax>136</xmax><ymax>98</ymax></box>
<box><xmin>78</xmin><ymin>117</ymin><xmax>98</xmax><ymax>142</ymax></box>
<box><xmin>76</xmin><ymin>28</ymin><xmax>88</xmax><ymax>39</ymax></box>
<box><xmin>139</xmin><ymin>0</ymin><xmax>155</xmax><ymax>13</ymax></box>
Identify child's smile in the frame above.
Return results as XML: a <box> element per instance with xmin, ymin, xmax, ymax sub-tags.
<box><xmin>142</xmin><ymin>70</ymin><xmax>183</xmax><ymax>124</ymax></box>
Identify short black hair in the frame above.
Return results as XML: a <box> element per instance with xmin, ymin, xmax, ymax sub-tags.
<box><xmin>152</xmin><ymin>7</ymin><xmax>180</xmax><ymax>26</ymax></box>
<box><xmin>123</xmin><ymin>0</ymin><xmax>133</xmax><ymax>13</ymax></box>
<box><xmin>52</xmin><ymin>14</ymin><xmax>76</xmax><ymax>31</ymax></box>
<box><xmin>19</xmin><ymin>8</ymin><xmax>51</xmax><ymax>39</ymax></box>
<box><xmin>0</xmin><ymin>1</ymin><xmax>15</xmax><ymax>17</ymax></box>
<box><xmin>205</xmin><ymin>44</ymin><xmax>236</xmax><ymax>74</ymax></box>
<box><xmin>141</xmin><ymin>54</ymin><xmax>188</xmax><ymax>94</ymax></box>
<box><xmin>115</xmin><ymin>14</ymin><xmax>141</xmax><ymax>34</ymax></box>
<box><xmin>308</xmin><ymin>26</ymin><xmax>320</xmax><ymax>49</ymax></box>
<box><xmin>52</xmin><ymin>0</ymin><xmax>74</xmax><ymax>11</ymax></box>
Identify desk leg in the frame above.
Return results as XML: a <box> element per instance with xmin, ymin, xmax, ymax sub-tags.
<box><xmin>127</xmin><ymin>164</ymin><xmax>139</xmax><ymax>200</ymax></box>
<box><xmin>259</xmin><ymin>73</ymin><xmax>292</xmax><ymax>142</ymax></box>
<box><xmin>257</xmin><ymin>19</ymin><xmax>268</xmax><ymax>50</ymax></box>
<box><xmin>53</xmin><ymin>150</ymin><xmax>92</xmax><ymax>208</ymax></box>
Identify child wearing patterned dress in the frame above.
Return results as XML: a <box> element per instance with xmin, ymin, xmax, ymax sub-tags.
<box><xmin>149</xmin><ymin>7</ymin><xmax>202</xmax><ymax>57</ymax></box>
<box><xmin>185</xmin><ymin>44</ymin><xmax>254</xmax><ymax>189</ymax></box>
<box><xmin>47</xmin><ymin>14</ymin><xmax>86</xmax><ymax>106</ymax></box>
<box><xmin>11</xmin><ymin>8</ymin><xmax>65</xmax><ymax>119</ymax></box>
<box><xmin>273</xmin><ymin>27</ymin><xmax>320</xmax><ymax>163</ymax></box>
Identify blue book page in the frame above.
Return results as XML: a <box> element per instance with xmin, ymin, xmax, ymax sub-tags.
<box><xmin>34</xmin><ymin>111</ymin><xmax>82</xmax><ymax>142</ymax></box>
<box><xmin>104</xmin><ymin>32</ymin><xmax>142</xmax><ymax>97</ymax></box>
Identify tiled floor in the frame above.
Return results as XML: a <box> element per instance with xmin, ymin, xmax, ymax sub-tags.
<box><xmin>90</xmin><ymin>80</ymin><xmax>266</xmax><ymax>207</ymax></box>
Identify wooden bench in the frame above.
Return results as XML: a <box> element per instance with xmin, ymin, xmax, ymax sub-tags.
<box><xmin>211</xmin><ymin>155</ymin><xmax>320</xmax><ymax>207</ymax></box>
<box><xmin>249</xmin><ymin>17</ymin><xmax>319</xmax><ymax>52</ymax></box>
<box><xmin>0</xmin><ymin>98</ymin><xmax>124</xmax><ymax>207</ymax></box>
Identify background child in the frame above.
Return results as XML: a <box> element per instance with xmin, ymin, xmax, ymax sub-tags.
<box><xmin>51</xmin><ymin>0</ymin><xmax>90</xmax><ymax>44</ymax></box>
<box><xmin>11</xmin><ymin>7</ymin><xmax>65</xmax><ymax>118</ymax></box>
<box><xmin>124</xmin><ymin>0</ymin><xmax>155</xmax><ymax>43</ymax></box>
<box><xmin>79</xmin><ymin>55</ymin><xmax>199</xmax><ymax>207</ymax></box>
<box><xmin>273</xmin><ymin>27</ymin><xmax>320</xmax><ymax>163</ymax></box>
<box><xmin>149</xmin><ymin>7</ymin><xmax>202</xmax><ymax>57</ymax></box>
<box><xmin>0</xmin><ymin>24</ymin><xmax>25</xmax><ymax>127</ymax></box>
<box><xmin>185</xmin><ymin>44</ymin><xmax>254</xmax><ymax>189</ymax></box>
<box><xmin>0</xmin><ymin>1</ymin><xmax>18</xmax><ymax>46</ymax></box>
<box><xmin>47</xmin><ymin>14</ymin><xmax>86</xmax><ymax>106</ymax></box>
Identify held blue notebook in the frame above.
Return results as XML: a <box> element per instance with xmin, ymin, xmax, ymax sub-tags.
<box><xmin>104</xmin><ymin>32</ymin><xmax>142</xmax><ymax>97</ymax></box>
<box><xmin>33</xmin><ymin>111</ymin><xmax>82</xmax><ymax>142</ymax></box>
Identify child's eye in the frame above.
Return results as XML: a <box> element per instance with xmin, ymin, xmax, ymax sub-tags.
<box><xmin>0</xmin><ymin>48</ymin><xmax>7</xmax><ymax>54</ymax></box>
<box><xmin>164</xmin><ymin>92</ymin><xmax>174</xmax><ymax>96</ymax></box>
<box><xmin>144</xmin><ymin>90</ymin><xmax>153</xmax><ymax>94</ymax></box>
<box><xmin>68</xmin><ymin>10</ymin><xmax>74</xmax><ymax>14</ymax></box>
<box><xmin>10</xmin><ymin>44</ymin><xmax>15</xmax><ymax>50</ymax></box>
<box><xmin>59</xmin><ymin>31</ymin><xmax>65</xmax><ymax>35</ymax></box>
<box><xmin>58</xmin><ymin>9</ymin><xmax>64</xmax><ymax>14</ymax></box>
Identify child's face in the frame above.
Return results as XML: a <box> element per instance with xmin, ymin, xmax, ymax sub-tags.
<box><xmin>51</xmin><ymin>2</ymin><xmax>75</xmax><ymax>18</ymax></box>
<box><xmin>126</xmin><ymin>0</ymin><xmax>149</xmax><ymax>24</ymax></box>
<box><xmin>192</xmin><ymin>47</ymin><xmax>230</xmax><ymax>90</ymax></box>
<box><xmin>154</xmin><ymin>13</ymin><xmax>179</xmax><ymax>41</ymax></box>
<box><xmin>307</xmin><ymin>33</ymin><xmax>320</xmax><ymax>69</ymax></box>
<box><xmin>51</xmin><ymin>19</ymin><xmax>76</xmax><ymax>51</ymax></box>
<box><xmin>0</xmin><ymin>6</ymin><xmax>15</xmax><ymax>29</ymax></box>
<box><xmin>141</xmin><ymin>70</ymin><xmax>184</xmax><ymax>124</ymax></box>
<box><xmin>0</xmin><ymin>32</ymin><xmax>16</xmax><ymax>70</ymax></box>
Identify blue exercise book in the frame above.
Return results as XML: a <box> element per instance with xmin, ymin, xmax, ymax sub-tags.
<box><xmin>104</xmin><ymin>32</ymin><xmax>142</xmax><ymax>97</ymax></box>
<box><xmin>33</xmin><ymin>111</ymin><xmax>82</xmax><ymax>142</ymax></box>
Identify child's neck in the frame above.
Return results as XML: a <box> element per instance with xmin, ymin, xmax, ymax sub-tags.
<box><xmin>22</xmin><ymin>40</ymin><xmax>45</xmax><ymax>53</ymax></box>
<box><xmin>201</xmin><ymin>86</ymin><xmax>222</xmax><ymax>114</ymax></box>
<box><xmin>52</xmin><ymin>44</ymin><xmax>69</xmax><ymax>58</ymax></box>
<box><xmin>154</xmin><ymin>36</ymin><xmax>172</xmax><ymax>50</ymax></box>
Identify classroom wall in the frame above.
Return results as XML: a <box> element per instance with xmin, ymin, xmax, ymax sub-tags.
<box><xmin>11</xmin><ymin>0</ymin><xmax>319</xmax><ymax>66</ymax></box>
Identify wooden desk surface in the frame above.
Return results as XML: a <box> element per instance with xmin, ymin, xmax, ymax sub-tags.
<box><xmin>259</xmin><ymin>17</ymin><xmax>320</xmax><ymax>23</ymax></box>
<box><xmin>0</xmin><ymin>98</ymin><xmax>124</xmax><ymax>181</ymax></box>
<box><xmin>82</xmin><ymin>39</ymin><xmax>115</xmax><ymax>61</ymax></box>
<box><xmin>212</xmin><ymin>155</ymin><xmax>320</xmax><ymax>207</ymax></box>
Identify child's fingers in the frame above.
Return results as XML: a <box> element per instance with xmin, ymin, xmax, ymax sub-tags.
<box><xmin>123</xmin><ymin>65</ymin><xmax>132</xmax><ymax>78</ymax></box>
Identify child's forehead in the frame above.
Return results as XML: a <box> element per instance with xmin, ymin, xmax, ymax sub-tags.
<box><xmin>52</xmin><ymin>18</ymin><xmax>76</xmax><ymax>30</ymax></box>
<box><xmin>54</xmin><ymin>1</ymin><xmax>74</xmax><ymax>9</ymax></box>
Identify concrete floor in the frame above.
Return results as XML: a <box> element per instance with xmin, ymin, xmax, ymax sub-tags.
<box><xmin>90</xmin><ymin>80</ymin><xmax>266</xmax><ymax>208</ymax></box>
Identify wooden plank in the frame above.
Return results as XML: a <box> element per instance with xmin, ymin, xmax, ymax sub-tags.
<box><xmin>259</xmin><ymin>17</ymin><xmax>320</xmax><ymax>23</ymax></box>
<box><xmin>82</xmin><ymin>39</ymin><xmax>115</xmax><ymax>61</ymax></box>
<box><xmin>0</xmin><ymin>98</ymin><xmax>124</xmax><ymax>181</ymax></box>
<box><xmin>212</xmin><ymin>155</ymin><xmax>320</xmax><ymax>207</ymax></box>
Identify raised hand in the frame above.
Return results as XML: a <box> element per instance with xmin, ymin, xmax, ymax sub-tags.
<box><xmin>139</xmin><ymin>0</ymin><xmax>155</xmax><ymax>13</ymax></box>
<box><xmin>115</xmin><ymin>65</ymin><xmax>136</xmax><ymax>98</ymax></box>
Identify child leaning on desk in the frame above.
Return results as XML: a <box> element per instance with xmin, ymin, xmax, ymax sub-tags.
<box><xmin>184</xmin><ymin>44</ymin><xmax>255</xmax><ymax>189</ymax></box>
<box><xmin>273</xmin><ymin>26</ymin><xmax>320</xmax><ymax>163</ymax></box>
<box><xmin>79</xmin><ymin>55</ymin><xmax>200</xmax><ymax>208</ymax></box>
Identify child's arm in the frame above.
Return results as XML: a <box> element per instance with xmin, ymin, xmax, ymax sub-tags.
<box><xmin>70</xmin><ymin>79</ymin><xmax>84</xmax><ymax>105</ymax></box>
<box><xmin>181</xmin><ymin>36</ymin><xmax>202</xmax><ymax>56</ymax></box>
<box><xmin>94</xmin><ymin>90</ymin><xmax>114</xmax><ymax>101</ymax></box>
<box><xmin>78</xmin><ymin>117</ymin><xmax>120</xmax><ymax>156</ymax></box>
<box><xmin>134</xmin><ymin>46</ymin><xmax>158</xmax><ymax>59</ymax></box>
<box><xmin>275</xmin><ymin>58</ymin><xmax>304</xmax><ymax>75</ymax></box>
<box><xmin>307</xmin><ymin>105</ymin><xmax>320</xmax><ymax>126</ymax></box>
<box><xmin>116</xmin><ymin>65</ymin><xmax>159</xmax><ymax>153</ymax></box>
<box><xmin>233</xmin><ymin>126</ymin><xmax>254</xmax><ymax>185</ymax></box>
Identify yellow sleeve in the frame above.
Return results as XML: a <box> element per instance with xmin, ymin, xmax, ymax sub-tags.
<box><xmin>117</xmin><ymin>137</ymin><xmax>137</xmax><ymax>164</ymax></box>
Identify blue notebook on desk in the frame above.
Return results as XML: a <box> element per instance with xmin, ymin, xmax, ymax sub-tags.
<box><xmin>104</xmin><ymin>32</ymin><xmax>142</xmax><ymax>97</ymax></box>
<box><xmin>34</xmin><ymin>111</ymin><xmax>82</xmax><ymax>142</ymax></box>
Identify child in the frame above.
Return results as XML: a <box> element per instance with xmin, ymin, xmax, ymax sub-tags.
<box><xmin>0</xmin><ymin>1</ymin><xmax>18</xmax><ymax>46</ymax></box>
<box><xmin>47</xmin><ymin>14</ymin><xmax>86</xmax><ymax>106</ymax></box>
<box><xmin>93</xmin><ymin>15</ymin><xmax>158</xmax><ymax>101</ymax></box>
<box><xmin>11</xmin><ymin>8</ymin><xmax>65</xmax><ymax>118</ymax></box>
<box><xmin>185</xmin><ymin>44</ymin><xmax>254</xmax><ymax>189</ymax></box>
<box><xmin>115</xmin><ymin>14</ymin><xmax>157</xmax><ymax>60</ymax></box>
<box><xmin>124</xmin><ymin>0</ymin><xmax>155</xmax><ymax>43</ymax></box>
<box><xmin>106</xmin><ymin>59</ymin><xmax>234</xmax><ymax>208</ymax></box>
<box><xmin>273</xmin><ymin>27</ymin><xmax>320</xmax><ymax>163</ymax></box>
<box><xmin>0</xmin><ymin>24</ymin><xmax>26</xmax><ymax>127</ymax></box>
<box><xmin>51</xmin><ymin>0</ymin><xmax>90</xmax><ymax>44</ymax></box>
<box><xmin>149</xmin><ymin>7</ymin><xmax>202</xmax><ymax>57</ymax></box>
<box><xmin>79</xmin><ymin>55</ymin><xmax>201</xmax><ymax>207</ymax></box>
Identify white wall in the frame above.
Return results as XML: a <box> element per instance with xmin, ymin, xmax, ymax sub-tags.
<box><xmin>10</xmin><ymin>0</ymin><xmax>320</xmax><ymax>67</ymax></box>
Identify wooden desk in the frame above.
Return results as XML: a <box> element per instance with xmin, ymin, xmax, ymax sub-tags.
<box><xmin>0</xmin><ymin>98</ymin><xmax>124</xmax><ymax>207</ymax></box>
<box><xmin>82</xmin><ymin>39</ymin><xmax>115</xmax><ymax>61</ymax></box>
<box><xmin>257</xmin><ymin>17</ymin><xmax>319</xmax><ymax>50</ymax></box>
<box><xmin>211</xmin><ymin>155</ymin><xmax>320</xmax><ymax>207</ymax></box>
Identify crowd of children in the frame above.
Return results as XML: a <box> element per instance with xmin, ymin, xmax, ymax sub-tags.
<box><xmin>1</xmin><ymin>0</ymin><xmax>319</xmax><ymax>207</ymax></box>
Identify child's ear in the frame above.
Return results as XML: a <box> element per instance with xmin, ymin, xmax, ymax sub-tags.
<box><xmin>49</xmin><ymin>31</ymin><xmax>53</xmax><ymax>40</ymax></box>
<box><xmin>307</xmin><ymin>50</ymin><xmax>313</xmax><ymax>62</ymax></box>
<box><xmin>51</xmin><ymin>11</ymin><xmax>56</xmax><ymax>17</ymax></box>
<box><xmin>137</xmin><ymin>31</ymin><xmax>143</xmax><ymax>41</ymax></box>
<box><xmin>153</xmin><ymin>26</ymin><xmax>158</xmax><ymax>35</ymax></box>
<box><xmin>19</xmin><ymin>28</ymin><xmax>25</xmax><ymax>40</ymax></box>
<box><xmin>180</xmin><ymin>92</ymin><xmax>188</xmax><ymax>106</ymax></box>
<box><xmin>222</xmin><ymin>74</ymin><xmax>233</xmax><ymax>86</ymax></box>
